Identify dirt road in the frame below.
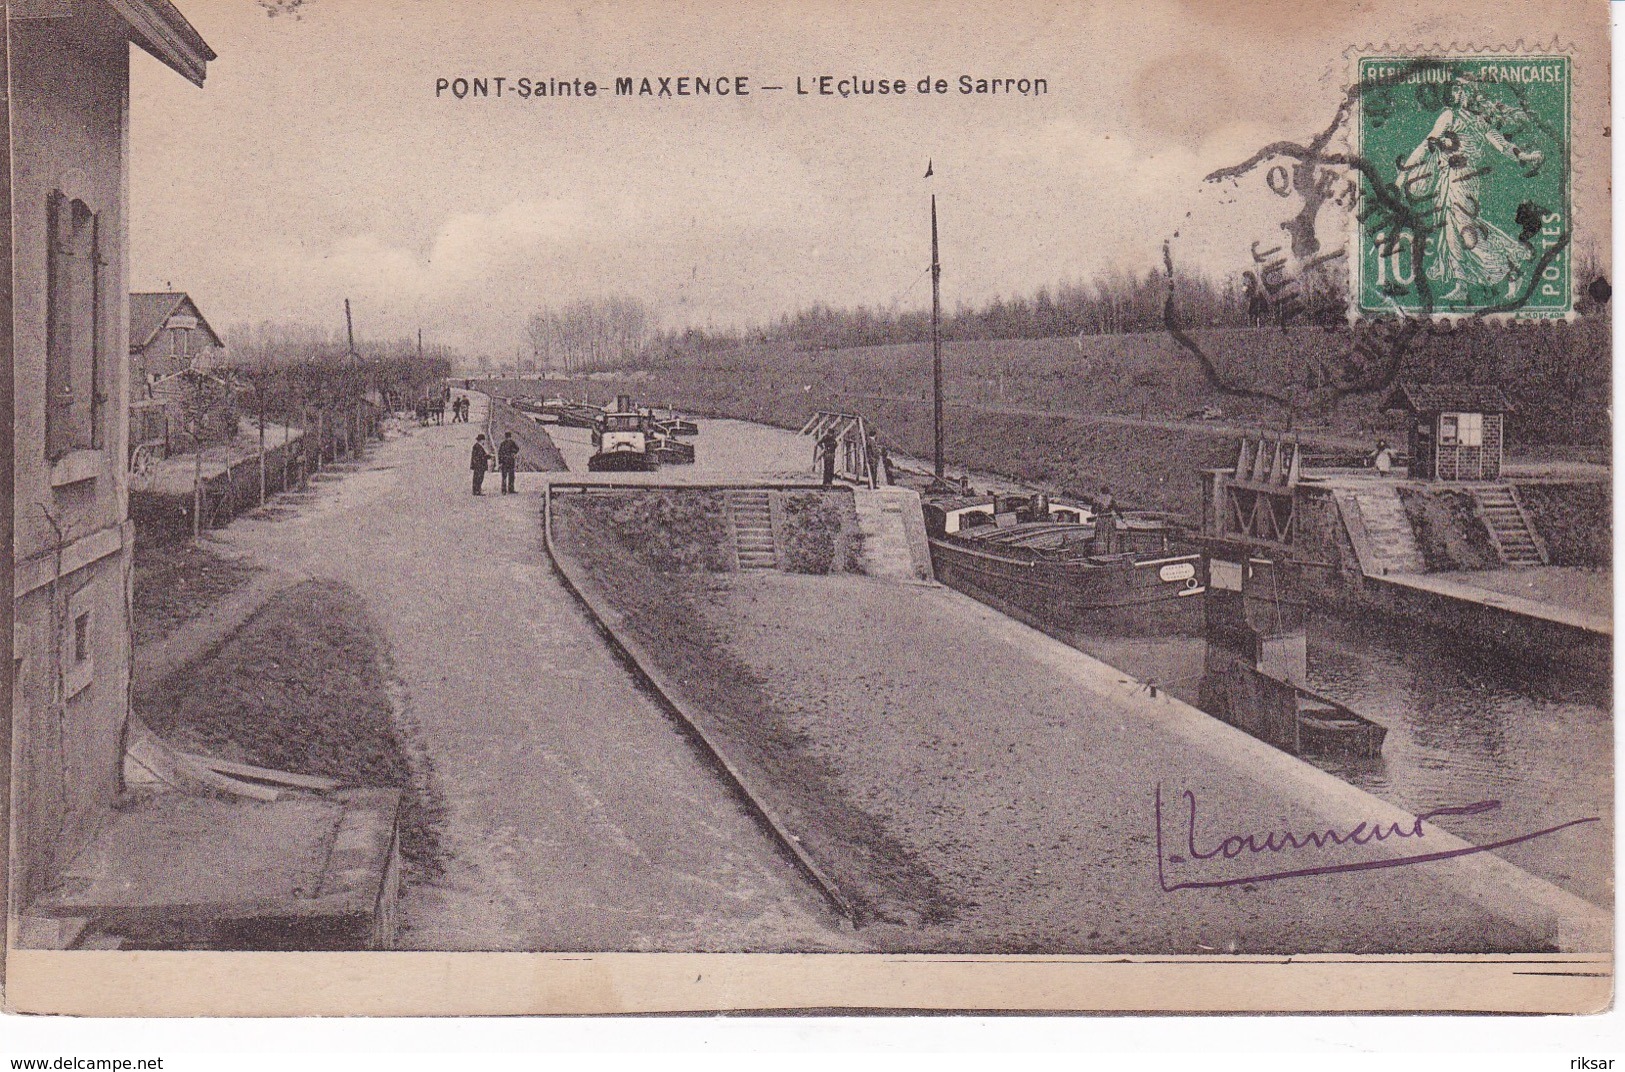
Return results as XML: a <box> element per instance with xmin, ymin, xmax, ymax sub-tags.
<box><xmin>212</xmin><ymin>394</ymin><xmax>847</xmax><ymax>951</ymax></box>
<box><xmin>841</xmin><ymin>392</ymin><xmax>1373</xmax><ymax>451</ymax></box>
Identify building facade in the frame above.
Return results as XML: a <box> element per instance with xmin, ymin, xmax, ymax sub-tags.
<box><xmin>8</xmin><ymin>0</ymin><xmax>212</xmax><ymax>919</ymax></box>
<box><xmin>1383</xmin><ymin>382</ymin><xmax>1513</xmax><ymax>483</ymax></box>
<box><xmin>129</xmin><ymin>290</ymin><xmax>226</xmax><ymax>457</ymax></box>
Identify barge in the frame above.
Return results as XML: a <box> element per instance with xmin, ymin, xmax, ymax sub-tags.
<box><xmin>923</xmin><ymin>495</ymin><xmax>1208</xmax><ymax>635</ymax></box>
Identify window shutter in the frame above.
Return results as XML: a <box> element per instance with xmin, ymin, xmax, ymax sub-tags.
<box><xmin>90</xmin><ymin>209</ymin><xmax>103</xmax><ymax>449</ymax></box>
<box><xmin>45</xmin><ymin>190</ymin><xmax>74</xmax><ymax>460</ymax></box>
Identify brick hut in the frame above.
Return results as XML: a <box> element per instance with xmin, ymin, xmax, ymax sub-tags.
<box><xmin>1381</xmin><ymin>383</ymin><xmax>1513</xmax><ymax>482</ymax></box>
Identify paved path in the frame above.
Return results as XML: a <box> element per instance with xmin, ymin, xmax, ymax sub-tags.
<box><xmin>213</xmin><ymin>395</ymin><xmax>847</xmax><ymax>951</ymax></box>
<box><xmin>696</xmin><ymin>573</ymin><xmax>1605</xmax><ymax>952</ymax></box>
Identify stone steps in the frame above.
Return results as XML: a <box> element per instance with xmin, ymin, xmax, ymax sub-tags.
<box><xmin>1348</xmin><ymin>486</ymin><xmax>1426</xmax><ymax>575</ymax></box>
<box><xmin>726</xmin><ymin>490</ymin><xmax>777</xmax><ymax>570</ymax></box>
<box><xmin>852</xmin><ymin>487</ymin><xmax>934</xmax><ymax>582</ymax></box>
<box><xmin>1475</xmin><ymin>486</ymin><xmax>1546</xmax><ymax>566</ymax></box>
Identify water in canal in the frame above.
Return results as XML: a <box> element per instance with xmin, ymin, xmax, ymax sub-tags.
<box><xmin>1073</xmin><ymin>614</ymin><xmax>1613</xmax><ymax>908</ymax></box>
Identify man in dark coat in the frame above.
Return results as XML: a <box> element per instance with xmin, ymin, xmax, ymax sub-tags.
<box><xmin>497</xmin><ymin>431</ymin><xmax>520</xmax><ymax>494</ymax></box>
<box><xmin>817</xmin><ymin>429</ymin><xmax>838</xmax><ymax>487</ymax></box>
<box><xmin>471</xmin><ymin>434</ymin><xmax>491</xmax><ymax>495</ymax></box>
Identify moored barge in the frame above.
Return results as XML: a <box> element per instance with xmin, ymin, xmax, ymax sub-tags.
<box><xmin>923</xmin><ymin>494</ymin><xmax>1208</xmax><ymax>635</ymax></box>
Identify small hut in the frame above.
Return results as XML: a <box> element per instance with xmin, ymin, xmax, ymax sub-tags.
<box><xmin>1381</xmin><ymin>382</ymin><xmax>1513</xmax><ymax>482</ymax></box>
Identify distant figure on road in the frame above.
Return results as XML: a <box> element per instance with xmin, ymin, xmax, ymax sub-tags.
<box><xmin>1373</xmin><ymin>439</ymin><xmax>1395</xmax><ymax>477</ymax></box>
<box><xmin>817</xmin><ymin>429</ymin><xmax>839</xmax><ymax>487</ymax></box>
<box><xmin>471</xmin><ymin>434</ymin><xmax>491</xmax><ymax>495</ymax></box>
<box><xmin>497</xmin><ymin>431</ymin><xmax>520</xmax><ymax>494</ymax></box>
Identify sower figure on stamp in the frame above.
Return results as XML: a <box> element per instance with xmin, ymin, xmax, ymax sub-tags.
<box><xmin>1401</xmin><ymin>76</ymin><xmax>1544</xmax><ymax>301</ymax></box>
<box><xmin>497</xmin><ymin>431</ymin><xmax>520</xmax><ymax>494</ymax></box>
<box><xmin>471</xmin><ymin>433</ymin><xmax>491</xmax><ymax>495</ymax></box>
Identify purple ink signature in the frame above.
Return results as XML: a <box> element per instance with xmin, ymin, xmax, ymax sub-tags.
<box><xmin>1155</xmin><ymin>784</ymin><xmax>1600</xmax><ymax>892</ymax></box>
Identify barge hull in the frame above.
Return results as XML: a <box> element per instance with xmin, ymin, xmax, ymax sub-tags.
<box><xmin>927</xmin><ymin>538</ymin><xmax>1207</xmax><ymax>636</ymax></box>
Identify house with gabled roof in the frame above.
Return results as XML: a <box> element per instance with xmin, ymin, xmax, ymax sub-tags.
<box><xmin>129</xmin><ymin>290</ymin><xmax>227</xmax><ymax>453</ymax></box>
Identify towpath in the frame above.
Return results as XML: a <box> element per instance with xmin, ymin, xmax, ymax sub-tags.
<box><xmin>682</xmin><ymin>572</ymin><xmax>1605</xmax><ymax>952</ymax></box>
<box><xmin>837</xmin><ymin>392</ymin><xmax>1613</xmax><ymax>480</ymax></box>
<box><xmin>210</xmin><ymin>392</ymin><xmax>848</xmax><ymax>951</ymax></box>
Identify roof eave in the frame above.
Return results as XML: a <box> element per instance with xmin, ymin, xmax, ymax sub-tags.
<box><xmin>130</xmin><ymin>292</ymin><xmax>186</xmax><ymax>351</ymax></box>
<box><xmin>193</xmin><ymin>314</ymin><xmax>225</xmax><ymax>349</ymax></box>
<box><xmin>111</xmin><ymin>0</ymin><xmax>214</xmax><ymax>87</ymax></box>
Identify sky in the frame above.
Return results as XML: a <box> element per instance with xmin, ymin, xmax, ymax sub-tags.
<box><xmin>128</xmin><ymin>0</ymin><xmax>1611</xmax><ymax>358</ymax></box>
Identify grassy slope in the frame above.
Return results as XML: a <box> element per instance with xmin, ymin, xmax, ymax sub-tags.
<box><xmin>484</xmin><ymin>399</ymin><xmax>569</xmax><ymax>471</ymax></box>
<box><xmin>137</xmin><ymin>579</ymin><xmax>445</xmax><ymax>883</ymax></box>
<box><xmin>490</xmin><ymin>316</ymin><xmax>1609</xmax><ymax>441</ymax></box>
<box><xmin>1518</xmin><ymin>482</ymin><xmax>1614</xmax><ymax>568</ymax></box>
<box><xmin>481</xmin><ymin>319</ymin><xmax>1607</xmax><ymax>517</ymax></box>
<box><xmin>133</xmin><ymin>543</ymin><xmax>261</xmax><ymax>649</ymax></box>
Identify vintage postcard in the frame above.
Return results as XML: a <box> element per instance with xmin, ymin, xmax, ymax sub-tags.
<box><xmin>2</xmin><ymin>0</ymin><xmax>1613</xmax><ymax>1016</ymax></box>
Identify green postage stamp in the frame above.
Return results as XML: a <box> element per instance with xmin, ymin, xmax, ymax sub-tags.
<box><xmin>1355</xmin><ymin>54</ymin><xmax>1571</xmax><ymax>318</ymax></box>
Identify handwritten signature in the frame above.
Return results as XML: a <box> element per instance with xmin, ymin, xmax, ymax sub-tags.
<box><xmin>1155</xmin><ymin>784</ymin><xmax>1599</xmax><ymax>892</ymax></box>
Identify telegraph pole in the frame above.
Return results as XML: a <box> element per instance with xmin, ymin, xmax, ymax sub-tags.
<box><xmin>931</xmin><ymin>192</ymin><xmax>943</xmax><ymax>480</ymax></box>
<box><xmin>344</xmin><ymin>299</ymin><xmax>360</xmax><ymax>457</ymax></box>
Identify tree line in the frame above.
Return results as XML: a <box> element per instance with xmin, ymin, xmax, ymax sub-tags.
<box><xmin>221</xmin><ymin>321</ymin><xmax>457</xmax><ymax>420</ymax></box>
<box><xmin>641</xmin><ymin>251</ymin><xmax>1607</xmax><ymax>360</ymax></box>
<box><xmin>523</xmin><ymin>297</ymin><xmax>652</xmax><ymax>374</ymax></box>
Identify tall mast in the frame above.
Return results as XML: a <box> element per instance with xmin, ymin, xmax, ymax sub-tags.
<box><xmin>931</xmin><ymin>193</ymin><xmax>943</xmax><ymax>480</ymax></box>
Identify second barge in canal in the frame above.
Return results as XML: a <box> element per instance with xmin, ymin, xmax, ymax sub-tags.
<box><xmin>922</xmin><ymin>493</ymin><xmax>1208</xmax><ymax>635</ymax></box>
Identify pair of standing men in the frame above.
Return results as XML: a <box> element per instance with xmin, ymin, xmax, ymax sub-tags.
<box><xmin>471</xmin><ymin>431</ymin><xmax>521</xmax><ymax>495</ymax></box>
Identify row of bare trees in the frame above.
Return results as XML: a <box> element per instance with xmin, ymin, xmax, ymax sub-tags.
<box><xmin>644</xmin><ymin>249</ymin><xmax>1607</xmax><ymax>359</ymax></box>
<box><xmin>149</xmin><ymin>322</ymin><xmax>458</xmax><ymax>539</ymax></box>
<box><xmin>524</xmin><ymin>296</ymin><xmax>652</xmax><ymax>374</ymax></box>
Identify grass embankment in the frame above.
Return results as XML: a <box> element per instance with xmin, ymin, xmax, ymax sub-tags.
<box><xmin>136</xmin><ymin>580</ymin><xmax>445</xmax><ymax>883</ymax></box>
<box><xmin>565</xmin><ymin>488</ymin><xmax>861</xmax><ymax>574</ymax></box>
<box><xmin>574</xmin><ymin>489</ymin><xmax>734</xmax><ymax>571</ymax></box>
<box><xmin>481</xmin><ymin>317</ymin><xmax>1608</xmax><ymax>514</ymax></box>
<box><xmin>1517</xmin><ymin>482</ymin><xmax>1613</xmax><ymax>568</ymax></box>
<box><xmin>133</xmin><ymin>543</ymin><xmax>262</xmax><ymax>649</ymax></box>
<box><xmin>485</xmin><ymin>399</ymin><xmax>569</xmax><ymax>471</ymax></box>
<box><xmin>1395</xmin><ymin>487</ymin><xmax>1502</xmax><ymax>572</ymax></box>
<box><xmin>775</xmin><ymin>491</ymin><xmax>861</xmax><ymax>574</ymax></box>
<box><xmin>551</xmin><ymin>497</ymin><xmax>954</xmax><ymax>924</ymax></box>
<box><xmin>487</xmin><ymin>316</ymin><xmax>1610</xmax><ymax>444</ymax></box>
